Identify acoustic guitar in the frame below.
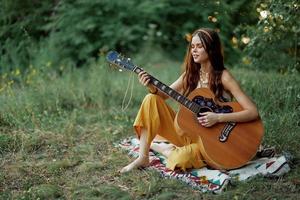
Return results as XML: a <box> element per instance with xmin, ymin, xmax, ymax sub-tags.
<box><xmin>106</xmin><ymin>51</ymin><xmax>264</xmax><ymax>170</ymax></box>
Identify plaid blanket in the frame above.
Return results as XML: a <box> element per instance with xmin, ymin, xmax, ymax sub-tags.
<box><xmin>117</xmin><ymin>137</ymin><xmax>291</xmax><ymax>193</ymax></box>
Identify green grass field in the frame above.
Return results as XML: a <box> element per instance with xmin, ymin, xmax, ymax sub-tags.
<box><xmin>0</xmin><ymin>51</ymin><xmax>299</xmax><ymax>199</ymax></box>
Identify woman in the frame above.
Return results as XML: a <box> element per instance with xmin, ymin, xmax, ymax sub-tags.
<box><xmin>120</xmin><ymin>28</ymin><xmax>259</xmax><ymax>173</ymax></box>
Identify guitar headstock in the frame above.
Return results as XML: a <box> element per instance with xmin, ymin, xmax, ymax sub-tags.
<box><xmin>106</xmin><ymin>51</ymin><xmax>135</xmax><ymax>72</ymax></box>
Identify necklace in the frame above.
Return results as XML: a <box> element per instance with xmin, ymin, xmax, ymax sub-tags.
<box><xmin>199</xmin><ymin>70</ymin><xmax>209</xmax><ymax>87</ymax></box>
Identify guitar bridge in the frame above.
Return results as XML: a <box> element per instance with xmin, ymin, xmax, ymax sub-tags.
<box><xmin>219</xmin><ymin>122</ymin><xmax>237</xmax><ymax>142</ymax></box>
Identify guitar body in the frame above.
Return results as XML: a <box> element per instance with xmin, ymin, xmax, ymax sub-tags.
<box><xmin>175</xmin><ymin>88</ymin><xmax>264</xmax><ymax>170</ymax></box>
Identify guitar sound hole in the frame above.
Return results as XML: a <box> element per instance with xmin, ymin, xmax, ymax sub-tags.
<box><xmin>193</xmin><ymin>96</ymin><xmax>233</xmax><ymax>115</ymax></box>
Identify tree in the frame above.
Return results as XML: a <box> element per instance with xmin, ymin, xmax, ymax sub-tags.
<box><xmin>238</xmin><ymin>0</ymin><xmax>299</xmax><ymax>72</ymax></box>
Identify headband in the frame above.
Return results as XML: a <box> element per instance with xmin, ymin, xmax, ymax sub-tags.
<box><xmin>197</xmin><ymin>29</ymin><xmax>213</xmax><ymax>41</ymax></box>
<box><xmin>185</xmin><ymin>29</ymin><xmax>213</xmax><ymax>42</ymax></box>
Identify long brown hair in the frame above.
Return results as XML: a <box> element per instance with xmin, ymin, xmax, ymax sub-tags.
<box><xmin>182</xmin><ymin>28</ymin><xmax>227</xmax><ymax>101</ymax></box>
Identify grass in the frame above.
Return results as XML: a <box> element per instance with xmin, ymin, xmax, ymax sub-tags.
<box><xmin>0</xmin><ymin>50</ymin><xmax>299</xmax><ymax>199</ymax></box>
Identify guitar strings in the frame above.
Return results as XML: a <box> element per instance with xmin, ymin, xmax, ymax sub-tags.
<box><xmin>121</xmin><ymin>72</ymin><xmax>134</xmax><ymax>111</ymax></box>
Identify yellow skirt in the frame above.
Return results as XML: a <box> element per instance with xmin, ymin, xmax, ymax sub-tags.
<box><xmin>133</xmin><ymin>94</ymin><xmax>206</xmax><ymax>171</ymax></box>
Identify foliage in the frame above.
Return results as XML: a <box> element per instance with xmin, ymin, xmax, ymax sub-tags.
<box><xmin>0</xmin><ymin>0</ymin><xmax>55</xmax><ymax>72</ymax></box>
<box><xmin>43</xmin><ymin>0</ymin><xmax>252</xmax><ymax>65</ymax></box>
<box><xmin>0</xmin><ymin>0</ymin><xmax>258</xmax><ymax>72</ymax></box>
<box><xmin>1</xmin><ymin>0</ymin><xmax>299</xmax><ymax>72</ymax></box>
<box><xmin>236</xmin><ymin>0</ymin><xmax>299</xmax><ymax>72</ymax></box>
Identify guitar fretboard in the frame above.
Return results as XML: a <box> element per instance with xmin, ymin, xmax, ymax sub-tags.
<box><xmin>133</xmin><ymin>66</ymin><xmax>200</xmax><ymax>113</ymax></box>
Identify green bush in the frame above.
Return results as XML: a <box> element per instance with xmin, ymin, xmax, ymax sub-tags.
<box><xmin>236</xmin><ymin>0</ymin><xmax>299</xmax><ymax>72</ymax></box>
<box><xmin>0</xmin><ymin>0</ymin><xmax>55</xmax><ymax>71</ymax></box>
<box><xmin>43</xmin><ymin>0</ymin><xmax>256</xmax><ymax>66</ymax></box>
<box><xmin>1</xmin><ymin>0</ymin><xmax>259</xmax><ymax>72</ymax></box>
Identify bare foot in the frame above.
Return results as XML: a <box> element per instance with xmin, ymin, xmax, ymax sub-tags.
<box><xmin>120</xmin><ymin>157</ymin><xmax>149</xmax><ymax>173</ymax></box>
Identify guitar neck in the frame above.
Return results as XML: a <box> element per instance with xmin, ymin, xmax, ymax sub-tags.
<box><xmin>132</xmin><ymin>66</ymin><xmax>200</xmax><ymax>113</ymax></box>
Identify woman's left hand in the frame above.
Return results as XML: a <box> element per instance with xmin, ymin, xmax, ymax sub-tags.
<box><xmin>197</xmin><ymin>112</ymin><xmax>219</xmax><ymax>127</ymax></box>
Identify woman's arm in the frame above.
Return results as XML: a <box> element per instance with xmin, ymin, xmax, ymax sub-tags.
<box><xmin>138</xmin><ymin>70</ymin><xmax>185</xmax><ymax>100</ymax></box>
<box><xmin>219</xmin><ymin>70</ymin><xmax>259</xmax><ymax>122</ymax></box>
<box><xmin>198</xmin><ymin>70</ymin><xmax>259</xmax><ymax>127</ymax></box>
